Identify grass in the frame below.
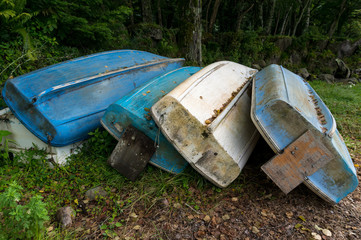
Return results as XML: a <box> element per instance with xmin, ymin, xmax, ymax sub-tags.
<box><xmin>0</xmin><ymin>81</ymin><xmax>360</xmax><ymax>239</ymax></box>
<box><xmin>310</xmin><ymin>81</ymin><xmax>361</xmax><ymax>157</ymax></box>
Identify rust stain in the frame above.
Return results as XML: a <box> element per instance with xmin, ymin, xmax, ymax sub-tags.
<box><xmin>205</xmin><ymin>77</ymin><xmax>251</xmax><ymax>125</ymax></box>
<box><xmin>144</xmin><ymin>114</ymin><xmax>152</xmax><ymax>121</ymax></box>
<box><xmin>309</xmin><ymin>90</ymin><xmax>327</xmax><ymax>126</ymax></box>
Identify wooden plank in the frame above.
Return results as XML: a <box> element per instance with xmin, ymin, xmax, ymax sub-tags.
<box><xmin>108</xmin><ymin>125</ymin><xmax>156</xmax><ymax>181</ymax></box>
<box><xmin>261</xmin><ymin>130</ymin><xmax>334</xmax><ymax>194</ymax></box>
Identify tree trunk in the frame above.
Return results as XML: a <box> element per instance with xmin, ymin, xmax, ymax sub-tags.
<box><xmin>235</xmin><ymin>2</ymin><xmax>254</xmax><ymax>31</ymax></box>
<box><xmin>292</xmin><ymin>0</ymin><xmax>311</xmax><ymax>36</ymax></box>
<box><xmin>128</xmin><ymin>0</ymin><xmax>134</xmax><ymax>25</ymax></box>
<box><xmin>280</xmin><ymin>6</ymin><xmax>292</xmax><ymax>35</ymax></box>
<box><xmin>188</xmin><ymin>0</ymin><xmax>202</xmax><ymax>65</ymax></box>
<box><xmin>141</xmin><ymin>0</ymin><xmax>153</xmax><ymax>23</ymax></box>
<box><xmin>205</xmin><ymin>0</ymin><xmax>212</xmax><ymax>33</ymax></box>
<box><xmin>304</xmin><ymin>1</ymin><xmax>311</xmax><ymax>32</ymax></box>
<box><xmin>266</xmin><ymin>0</ymin><xmax>276</xmax><ymax>34</ymax></box>
<box><xmin>328</xmin><ymin>0</ymin><xmax>347</xmax><ymax>39</ymax></box>
<box><xmin>208</xmin><ymin>0</ymin><xmax>221</xmax><ymax>32</ymax></box>
<box><xmin>157</xmin><ymin>0</ymin><xmax>162</xmax><ymax>27</ymax></box>
<box><xmin>273</xmin><ymin>10</ymin><xmax>280</xmax><ymax>35</ymax></box>
<box><xmin>259</xmin><ymin>3</ymin><xmax>264</xmax><ymax>29</ymax></box>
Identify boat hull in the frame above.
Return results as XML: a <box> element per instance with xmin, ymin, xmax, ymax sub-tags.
<box><xmin>0</xmin><ymin>108</ymin><xmax>83</xmax><ymax>165</ymax></box>
<box><xmin>101</xmin><ymin>67</ymin><xmax>201</xmax><ymax>174</ymax></box>
<box><xmin>251</xmin><ymin>64</ymin><xmax>358</xmax><ymax>204</ymax></box>
<box><xmin>2</xmin><ymin>50</ymin><xmax>184</xmax><ymax>146</ymax></box>
<box><xmin>151</xmin><ymin>61</ymin><xmax>259</xmax><ymax>187</ymax></box>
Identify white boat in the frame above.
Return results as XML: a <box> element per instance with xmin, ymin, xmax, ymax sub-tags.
<box><xmin>0</xmin><ymin>108</ymin><xmax>83</xmax><ymax>165</ymax></box>
<box><xmin>151</xmin><ymin>61</ymin><xmax>259</xmax><ymax>187</ymax></box>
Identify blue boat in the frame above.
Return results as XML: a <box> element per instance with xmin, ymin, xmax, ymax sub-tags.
<box><xmin>101</xmin><ymin>67</ymin><xmax>201</xmax><ymax>174</ymax></box>
<box><xmin>251</xmin><ymin>64</ymin><xmax>358</xmax><ymax>204</ymax></box>
<box><xmin>2</xmin><ymin>50</ymin><xmax>184</xmax><ymax>146</ymax></box>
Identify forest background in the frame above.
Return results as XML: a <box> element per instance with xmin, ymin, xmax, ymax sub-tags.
<box><xmin>1</xmin><ymin>0</ymin><xmax>361</xmax><ymax>86</ymax></box>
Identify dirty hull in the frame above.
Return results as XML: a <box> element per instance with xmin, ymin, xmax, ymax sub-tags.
<box><xmin>101</xmin><ymin>67</ymin><xmax>201</xmax><ymax>174</ymax></box>
<box><xmin>0</xmin><ymin>108</ymin><xmax>83</xmax><ymax>165</ymax></box>
<box><xmin>2</xmin><ymin>50</ymin><xmax>184</xmax><ymax>146</ymax></box>
<box><xmin>251</xmin><ymin>64</ymin><xmax>358</xmax><ymax>203</ymax></box>
<box><xmin>108</xmin><ymin>125</ymin><xmax>156</xmax><ymax>181</ymax></box>
<box><xmin>151</xmin><ymin>61</ymin><xmax>259</xmax><ymax>187</ymax></box>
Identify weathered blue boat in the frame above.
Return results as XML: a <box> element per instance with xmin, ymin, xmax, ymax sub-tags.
<box><xmin>251</xmin><ymin>64</ymin><xmax>358</xmax><ymax>204</ymax></box>
<box><xmin>101</xmin><ymin>67</ymin><xmax>201</xmax><ymax>174</ymax></box>
<box><xmin>2</xmin><ymin>50</ymin><xmax>184</xmax><ymax>146</ymax></box>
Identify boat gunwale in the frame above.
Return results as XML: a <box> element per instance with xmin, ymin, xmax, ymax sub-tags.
<box><xmin>208</xmin><ymin>80</ymin><xmax>253</xmax><ymax>132</ymax></box>
<box><xmin>33</xmin><ymin>58</ymin><xmax>184</xmax><ymax>105</ymax></box>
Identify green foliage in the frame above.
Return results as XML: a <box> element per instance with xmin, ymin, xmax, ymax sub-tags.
<box><xmin>0</xmin><ymin>130</ymin><xmax>15</xmax><ymax>162</ymax></box>
<box><xmin>0</xmin><ymin>181</ymin><xmax>49</xmax><ymax>240</ymax></box>
<box><xmin>86</xmin><ymin>128</ymin><xmax>115</xmax><ymax>157</ymax></box>
<box><xmin>310</xmin><ymin>81</ymin><xmax>361</xmax><ymax>140</ymax></box>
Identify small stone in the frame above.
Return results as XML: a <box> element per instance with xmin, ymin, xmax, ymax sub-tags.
<box><xmin>173</xmin><ymin>203</ymin><xmax>181</xmax><ymax>209</ymax></box>
<box><xmin>133</xmin><ymin>225</ymin><xmax>141</xmax><ymax>230</ymax></box>
<box><xmin>252</xmin><ymin>64</ymin><xmax>261</xmax><ymax>70</ymax></box>
<box><xmin>85</xmin><ymin>186</ymin><xmax>108</xmax><ymax>201</ymax></box>
<box><xmin>231</xmin><ymin>197</ymin><xmax>238</xmax><ymax>202</ymax></box>
<box><xmin>160</xmin><ymin>198</ymin><xmax>169</xmax><ymax>207</ymax></box>
<box><xmin>56</xmin><ymin>206</ymin><xmax>76</xmax><ymax>227</ymax></box>
<box><xmin>252</xmin><ymin>226</ymin><xmax>260</xmax><ymax>234</ymax></box>
<box><xmin>222</xmin><ymin>214</ymin><xmax>230</xmax><ymax>221</ymax></box>
<box><xmin>205</xmin><ymin>119</ymin><xmax>211</xmax><ymax>124</ymax></box>
<box><xmin>299</xmin><ymin>68</ymin><xmax>310</xmax><ymax>79</ymax></box>
<box><xmin>318</xmin><ymin>74</ymin><xmax>335</xmax><ymax>84</ymax></box>
<box><xmin>203</xmin><ymin>215</ymin><xmax>211</xmax><ymax>222</ymax></box>
<box><xmin>311</xmin><ymin>232</ymin><xmax>322</xmax><ymax>240</ymax></box>
<box><xmin>259</xmin><ymin>60</ymin><xmax>267</xmax><ymax>68</ymax></box>
<box><xmin>129</xmin><ymin>212</ymin><xmax>138</xmax><ymax>218</ymax></box>
<box><xmin>322</xmin><ymin>229</ymin><xmax>332</xmax><ymax>237</ymax></box>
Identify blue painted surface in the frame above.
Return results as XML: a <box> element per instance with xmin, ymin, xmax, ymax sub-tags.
<box><xmin>3</xmin><ymin>50</ymin><xmax>184</xmax><ymax>146</ymax></box>
<box><xmin>252</xmin><ymin>64</ymin><xmax>358</xmax><ymax>203</ymax></box>
<box><xmin>101</xmin><ymin>67</ymin><xmax>201</xmax><ymax>174</ymax></box>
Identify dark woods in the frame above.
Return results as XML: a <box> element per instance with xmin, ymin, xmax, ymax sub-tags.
<box><xmin>1</xmin><ymin>0</ymin><xmax>361</xmax><ymax>83</ymax></box>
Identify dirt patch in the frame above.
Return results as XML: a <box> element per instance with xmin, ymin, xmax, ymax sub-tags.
<box><xmin>63</xmin><ymin>138</ymin><xmax>361</xmax><ymax>239</ymax></box>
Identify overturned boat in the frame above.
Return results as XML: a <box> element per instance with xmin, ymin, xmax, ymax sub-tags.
<box><xmin>2</xmin><ymin>50</ymin><xmax>184</xmax><ymax>146</ymax></box>
<box><xmin>0</xmin><ymin>108</ymin><xmax>83</xmax><ymax>165</ymax></box>
<box><xmin>251</xmin><ymin>64</ymin><xmax>358</xmax><ymax>204</ymax></box>
<box><xmin>151</xmin><ymin>61</ymin><xmax>259</xmax><ymax>187</ymax></box>
<box><xmin>101</xmin><ymin>67</ymin><xmax>201</xmax><ymax>175</ymax></box>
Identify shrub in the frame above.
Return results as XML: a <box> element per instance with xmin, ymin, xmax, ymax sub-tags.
<box><xmin>0</xmin><ymin>181</ymin><xmax>49</xmax><ymax>240</ymax></box>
